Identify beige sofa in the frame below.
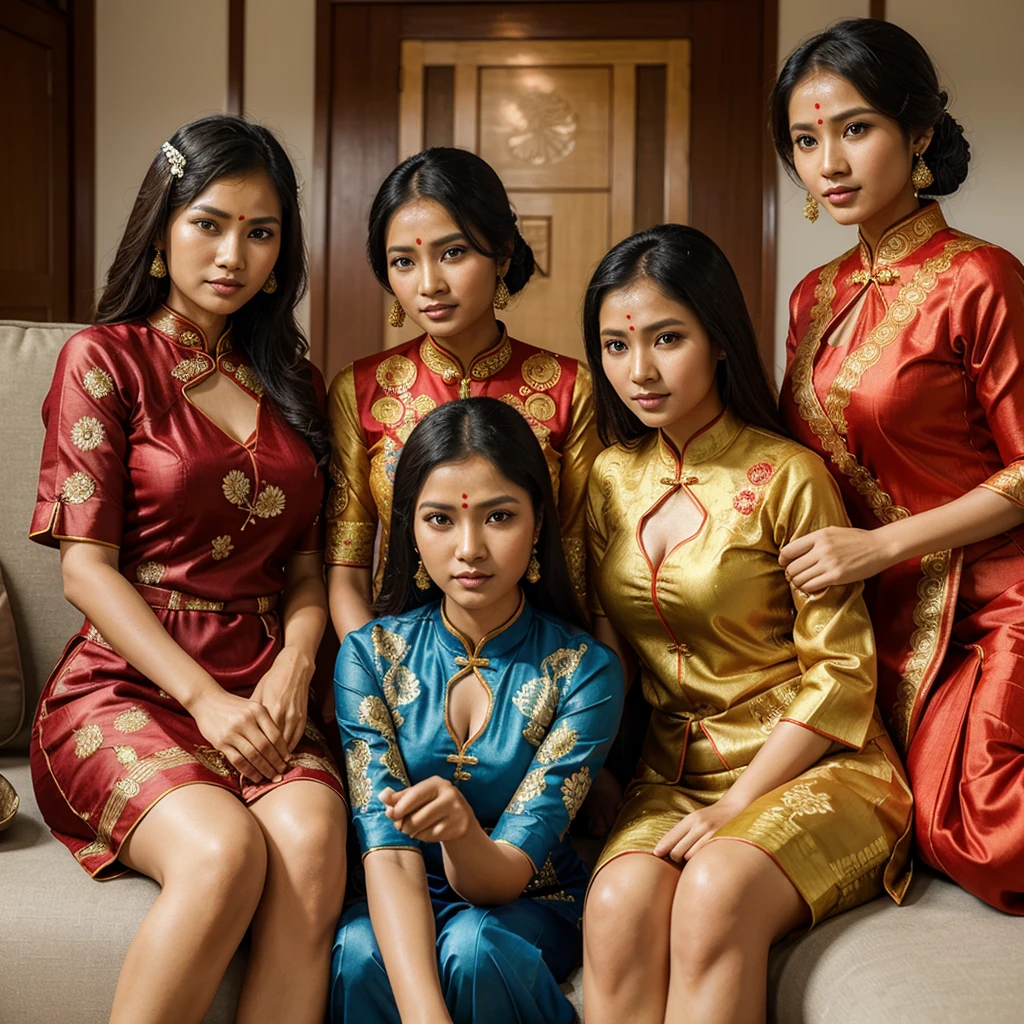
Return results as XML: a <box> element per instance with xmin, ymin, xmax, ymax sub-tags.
<box><xmin>1</xmin><ymin>320</ymin><xmax>1021</xmax><ymax>1024</ymax></box>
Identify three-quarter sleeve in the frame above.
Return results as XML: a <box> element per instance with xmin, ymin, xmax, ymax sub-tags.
<box><xmin>771</xmin><ymin>451</ymin><xmax>877</xmax><ymax>750</ymax></box>
<box><xmin>490</xmin><ymin>640</ymin><xmax>623</xmax><ymax>871</ymax></box>
<box><xmin>558</xmin><ymin>364</ymin><xmax>603</xmax><ymax>599</ymax></box>
<box><xmin>325</xmin><ymin>364</ymin><xmax>377</xmax><ymax>567</ymax></box>
<box><xmin>30</xmin><ymin>330</ymin><xmax>131</xmax><ymax>550</ymax></box>
<box><xmin>953</xmin><ymin>247</ymin><xmax>1024</xmax><ymax>507</ymax></box>
<box><xmin>292</xmin><ymin>362</ymin><xmax>328</xmax><ymax>554</ymax></box>
<box><xmin>335</xmin><ymin>632</ymin><xmax>421</xmax><ymax>857</ymax></box>
<box><xmin>585</xmin><ymin>450</ymin><xmax>612</xmax><ymax>617</ymax></box>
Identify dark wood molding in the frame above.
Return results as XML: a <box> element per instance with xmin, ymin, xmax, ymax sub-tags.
<box><xmin>310</xmin><ymin>0</ymin><xmax>333</xmax><ymax>369</ymax></box>
<box><xmin>70</xmin><ymin>0</ymin><xmax>95</xmax><ymax>320</ymax></box>
<box><xmin>869</xmin><ymin>0</ymin><xmax>886</xmax><ymax>19</ymax></box>
<box><xmin>761</xmin><ymin>0</ymin><xmax>778</xmax><ymax>368</ymax></box>
<box><xmin>228</xmin><ymin>0</ymin><xmax>245</xmax><ymax>114</ymax></box>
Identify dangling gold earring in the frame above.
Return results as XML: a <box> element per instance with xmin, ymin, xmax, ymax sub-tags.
<box><xmin>911</xmin><ymin>154</ymin><xmax>935</xmax><ymax>194</ymax></box>
<box><xmin>802</xmin><ymin>192</ymin><xmax>819</xmax><ymax>223</ymax></box>
<box><xmin>388</xmin><ymin>298</ymin><xmax>406</xmax><ymax>328</ymax></box>
<box><xmin>414</xmin><ymin>559</ymin><xmax>431</xmax><ymax>590</ymax></box>
<box><xmin>525</xmin><ymin>548</ymin><xmax>541</xmax><ymax>584</ymax></box>
<box><xmin>149</xmin><ymin>248</ymin><xmax>168</xmax><ymax>278</ymax></box>
<box><xmin>261</xmin><ymin>270</ymin><xmax>278</xmax><ymax>294</ymax></box>
<box><xmin>493</xmin><ymin>276</ymin><xmax>510</xmax><ymax>310</ymax></box>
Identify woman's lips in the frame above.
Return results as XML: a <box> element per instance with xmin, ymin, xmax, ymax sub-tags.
<box><xmin>208</xmin><ymin>280</ymin><xmax>244</xmax><ymax>296</ymax></box>
<box><xmin>825</xmin><ymin>188</ymin><xmax>859</xmax><ymax>206</ymax></box>
<box><xmin>453</xmin><ymin>573</ymin><xmax>491</xmax><ymax>589</ymax></box>
<box><xmin>634</xmin><ymin>394</ymin><xmax>669</xmax><ymax>411</ymax></box>
<box><xmin>422</xmin><ymin>305</ymin><xmax>456</xmax><ymax>321</ymax></box>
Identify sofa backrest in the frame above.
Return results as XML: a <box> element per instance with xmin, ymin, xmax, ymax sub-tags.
<box><xmin>1</xmin><ymin>321</ymin><xmax>89</xmax><ymax>752</ymax></box>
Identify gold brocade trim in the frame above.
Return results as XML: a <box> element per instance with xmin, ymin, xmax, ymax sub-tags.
<box><xmin>376</xmin><ymin>354</ymin><xmax>418</xmax><ymax>393</ymax></box>
<box><xmin>420</xmin><ymin>338</ymin><xmax>461</xmax><ymax>384</ymax></box>
<box><xmin>171</xmin><ymin>356</ymin><xmax>211</xmax><ymax>382</ymax></box>
<box><xmin>521</xmin><ymin>352</ymin><xmax>561</xmax><ymax>392</ymax></box>
<box><xmin>891</xmin><ymin>549</ymin><xmax>953</xmax><ymax>747</ymax></box>
<box><xmin>346</xmin><ymin>739</ymin><xmax>373</xmax><ymax>811</ymax></box>
<box><xmin>61</xmin><ymin>471</ymin><xmax>96</xmax><ymax>504</ymax></box>
<box><xmin>135</xmin><ymin>562</ymin><xmax>166</xmax><ymax>585</ymax></box>
<box><xmin>183</xmin><ymin>597</ymin><xmax>225</xmax><ymax>611</ymax></box>
<box><xmin>194</xmin><ymin>745</ymin><xmax>232</xmax><ymax>776</ymax></box>
<box><xmin>824</xmin><ymin>238</ymin><xmax>989</xmax><ymax>436</ymax></box>
<box><xmin>861</xmin><ymin>203</ymin><xmax>947</xmax><ymax>269</ymax></box>
<box><xmin>561</xmin><ymin>766</ymin><xmax>592</xmax><ymax>829</ymax></box>
<box><xmin>357</xmin><ymin>695</ymin><xmax>409</xmax><ymax>785</ymax></box>
<box><xmin>82</xmin><ymin>366</ymin><xmax>114</xmax><ymax>399</ymax></box>
<box><xmin>982</xmin><ymin>463</ymin><xmax>1024</xmax><ymax>507</ymax></box>
<box><xmin>371</xmin><ymin>625</ymin><xmax>421</xmax><ymax>727</ymax></box>
<box><xmin>74</xmin><ymin>724</ymin><xmax>104</xmax><ymax>759</ymax></box>
<box><xmin>327</xmin><ymin>520</ymin><xmax>375</xmax><ymax>565</ymax></box>
<box><xmin>505</xmin><ymin>766</ymin><xmax>547</xmax><ymax>814</ymax></box>
<box><xmin>790</xmin><ymin>252</ymin><xmax>911</xmax><ymax>525</ymax></box>
<box><xmin>536</xmin><ymin>722</ymin><xmax>578</xmax><ymax>764</ymax></box>
<box><xmin>85</xmin><ymin>625</ymin><xmax>110</xmax><ymax>647</ymax></box>
<box><xmin>233</xmin><ymin>364</ymin><xmax>265</xmax><ymax>397</ymax></box>
<box><xmin>470</xmin><ymin>334</ymin><xmax>512</xmax><ymax>380</ymax></box>
<box><xmin>70</xmin><ymin>416</ymin><xmax>105</xmax><ymax>451</ymax></box>
<box><xmin>563</xmin><ymin>537</ymin><xmax>586</xmax><ymax>598</ymax></box>
<box><xmin>147</xmin><ymin>305</ymin><xmax>231</xmax><ymax>355</ymax></box>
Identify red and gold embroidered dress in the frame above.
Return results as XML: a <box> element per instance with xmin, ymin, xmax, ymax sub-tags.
<box><xmin>325</xmin><ymin>329</ymin><xmax>600</xmax><ymax>596</ymax></box>
<box><xmin>781</xmin><ymin>204</ymin><xmax>1024</xmax><ymax>913</ymax></box>
<box><xmin>28</xmin><ymin>307</ymin><xmax>344</xmax><ymax>878</ymax></box>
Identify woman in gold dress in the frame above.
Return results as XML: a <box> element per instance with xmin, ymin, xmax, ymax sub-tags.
<box><xmin>581</xmin><ymin>225</ymin><xmax>913</xmax><ymax>1024</ymax></box>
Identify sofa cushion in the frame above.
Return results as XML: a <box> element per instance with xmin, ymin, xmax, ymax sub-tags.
<box><xmin>0</xmin><ymin>321</ymin><xmax>89</xmax><ymax>751</ymax></box>
<box><xmin>0</xmin><ymin>563</ymin><xmax>25</xmax><ymax>747</ymax></box>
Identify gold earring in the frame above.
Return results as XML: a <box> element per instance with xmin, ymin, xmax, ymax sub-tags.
<box><xmin>802</xmin><ymin>192</ymin><xmax>819</xmax><ymax>223</ymax></box>
<box><xmin>414</xmin><ymin>560</ymin><xmax>431</xmax><ymax>590</ymax></box>
<box><xmin>388</xmin><ymin>298</ymin><xmax>406</xmax><ymax>328</ymax></box>
<box><xmin>149</xmin><ymin>248</ymin><xmax>168</xmax><ymax>278</ymax></box>
<box><xmin>261</xmin><ymin>270</ymin><xmax>278</xmax><ymax>294</ymax></box>
<box><xmin>525</xmin><ymin>549</ymin><xmax>541</xmax><ymax>584</ymax></box>
<box><xmin>911</xmin><ymin>154</ymin><xmax>935</xmax><ymax>193</ymax></box>
<box><xmin>493</xmin><ymin>276</ymin><xmax>510</xmax><ymax>311</ymax></box>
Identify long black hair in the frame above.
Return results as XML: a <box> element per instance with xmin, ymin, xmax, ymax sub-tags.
<box><xmin>771</xmin><ymin>19</ymin><xmax>970</xmax><ymax>197</ymax></box>
<box><xmin>374</xmin><ymin>397</ymin><xmax>584</xmax><ymax>629</ymax></box>
<box><xmin>367</xmin><ymin>147</ymin><xmax>535</xmax><ymax>296</ymax></box>
<box><xmin>582</xmin><ymin>224</ymin><xmax>786</xmax><ymax>448</ymax></box>
<box><xmin>95</xmin><ymin>114</ymin><xmax>329</xmax><ymax>465</ymax></box>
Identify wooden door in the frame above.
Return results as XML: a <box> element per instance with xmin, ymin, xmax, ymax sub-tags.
<box><xmin>386</xmin><ymin>39</ymin><xmax>690</xmax><ymax>360</ymax></box>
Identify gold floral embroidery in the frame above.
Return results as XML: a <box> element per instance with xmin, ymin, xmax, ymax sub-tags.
<box><xmin>113</xmin><ymin>745</ymin><xmax>138</xmax><ymax>766</ymax></box>
<box><xmin>233</xmin><ymin>364</ymin><xmax>265</xmax><ymax>397</ymax></box>
<box><xmin>747</xmin><ymin>680</ymin><xmax>801</xmax><ymax>734</ymax></box>
<box><xmin>506</xmin><ymin>767</ymin><xmax>547</xmax><ymax>814</ymax></box>
<box><xmin>70</xmin><ymin>416</ymin><xmax>105</xmax><ymax>451</ymax></box>
<box><xmin>222</xmin><ymin>470</ymin><xmax>251</xmax><ymax>505</ymax></box>
<box><xmin>327</xmin><ymin>475</ymin><xmax>349</xmax><ymax>518</ymax></box>
<box><xmin>82</xmin><ymin>366</ymin><xmax>114</xmax><ymax>399</ymax></box>
<box><xmin>345</xmin><ymin>739</ymin><xmax>373</xmax><ymax>811</ymax></box>
<box><xmin>371</xmin><ymin>396</ymin><xmax>405</xmax><ymax>427</ymax></box>
<box><xmin>183</xmin><ymin>597</ymin><xmax>225</xmax><ymax>611</ymax></box>
<box><xmin>211</xmin><ymin>534</ymin><xmax>233</xmax><ymax>560</ymax></box>
<box><xmin>513</xmin><ymin>644</ymin><xmax>587</xmax><ymax>745</ymax></box>
<box><xmin>536</xmin><ymin>722</ymin><xmax>578</xmax><ymax>764</ymax></box>
<box><xmin>179</xmin><ymin>330</ymin><xmax>202</xmax><ymax>348</ymax></box>
<box><xmin>171</xmin><ymin>356</ymin><xmax>210</xmax><ymax>381</ymax></box>
<box><xmin>222</xmin><ymin>470</ymin><xmax>286</xmax><ymax>525</ymax></box>
<box><xmin>561</xmin><ymin>766</ymin><xmax>592</xmax><ymax>826</ymax></box>
<box><xmin>221</xmin><ymin>359</ymin><xmax>236</xmax><ymax>373</ymax></box>
<box><xmin>420</xmin><ymin>339</ymin><xmax>461</xmax><ymax>383</ymax></box>
<box><xmin>194</xmin><ymin>745</ymin><xmax>233</xmax><ymax>776</ymax></box>
<box><xmin>371</xmin><ymin>625</ymin><xmax>421</xmax><ymax>726</ymax></box>
<box><xmin>254</xmin><ymin>485</ymin><xmax>286</xmax><ymax>518</ymax></box>
<box><xmin>780</xmin><ymin>781</ymin><xmax>834</xmax><ymax>817</ymax></box>
<box><xmin>327</xmin><ymin>521</ymin><xmax>375</xmax><ymax>564</ymax></box>
<box><xmin>525</xmin><ymin>854</ymin><xmax>559</xmax><ymax>892</ymax></box>
<box><xmin>135</xmin><ymin>562</ymin><xmax>166</xmax><ymax>585</ymax></box>
<box><xmin>61</xmin><ymin>471</ymin><xmax>96</xmax><ymax>504</ymax></box>
<box><xmin>358</xmin><ymin>695</ymin><xmax>409</xmax><ymax>785</ymax></box>
<box><xmin>73</xmin><ymin>724</ymin><xmax>104</xmax><ymax>759</ymax></box>
<box><xmin>409</xmin><ymin>394</ymin><xmax>436</xmax><ymax>417</ymax></box>
<box><xmin>113</xmin><ymin>706</ymin><xmax>151</xmax><ymax>733</ymax></box>
<box><xmin>525</xmin><ymin>393</ymin><xmax>556</xmax><ymax>422</ymax></box>
<box><xmin>376</xmin><ymin>354</ymin><xmax>418</xmax><ymax>393</ymax></box>
<box><xmin>470</xmin><ymin>334</ymin><xmax>512</xmax><ymax>379</ymax></box>
<box><xmin>521</xmin><ymin>352</ymin><xmax>561</xmax><ymax>392</ymax></box>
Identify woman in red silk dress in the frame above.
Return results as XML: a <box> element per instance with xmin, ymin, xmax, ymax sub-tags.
<box><xmin>772</xmin><ymin>19</ymin><xmax>1024</xmax><ymax>913</ymax></box>
<box><xmin>29</xmin><ymin>116</ymin><xmax>347</xmax><ymax>1022</ymax></box>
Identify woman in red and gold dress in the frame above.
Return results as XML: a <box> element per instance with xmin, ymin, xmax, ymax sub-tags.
<box><xmin>772</xmin><ymin>19</ymin><xmax>1024</xmax><ymax>913</ymax></box>
<box><xmin>29</xmin><ymin>116</ymin><xmax>346</xmax><ymax>1022</ymax></box>
<box><xmin>326</xmin><ymin>148</ymin><xmax>601</xmax><ymax>641</ymax></box>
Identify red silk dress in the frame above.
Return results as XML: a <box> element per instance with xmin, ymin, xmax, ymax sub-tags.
<box><xmin>781</xmin><ymin>204</ymin><xmax>1024</xmax><ymax>913</ymax></box>
<box><xmin>28</xmin><ymin>306</ymin><xmax>344</xmax><ymax>878</ymax></box>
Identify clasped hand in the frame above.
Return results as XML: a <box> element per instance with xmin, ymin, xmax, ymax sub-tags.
<box><xmin>380</xmin><ymin>778</ymin><xmax>475</xmax><ymax>844</ymax></box>
<box><xmin>779</xmin><ymin>525</ymin><xmax>889</xmax><ymax>594</ymax></box>
<box><xmin>653</xmin><ymin>799</ymin><xmax>745</xmax><ymax>863</ymax></box>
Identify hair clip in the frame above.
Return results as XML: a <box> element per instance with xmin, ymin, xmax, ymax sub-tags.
<box><xmin>161</xmin><ymin>141</ymin><xmax>186</xmax><ymax>179</ymax></box>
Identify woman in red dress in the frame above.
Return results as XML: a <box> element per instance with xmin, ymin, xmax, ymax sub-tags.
<box><xmin>772</xmin><ymin>19</ymin><xmax>1024</xmax><ymax>913</ymax></box>
<box><xmin>29</xmin><ymin>116</ymin><xmax>347</xmax><ymax>1021</ymax></box>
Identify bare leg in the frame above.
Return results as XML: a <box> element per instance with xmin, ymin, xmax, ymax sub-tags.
<box><xmin>234</xmin><ymin>781</ymin><xmax>347</xmax><ymax>1024</ymax></box>
<box><xmin>583</xmin><ymin>853</ymin><xmax>681</xmax><ymax>1024</ymax></box>
<box><xmin>111</xmin><ymin>784</ymin><xmax>269</xmax><ymax>1024</ymax></box>
<box><xmin>665</xmin><ymin>840</ymin><xmax>808</xmax><ymax>1024</ymax></box>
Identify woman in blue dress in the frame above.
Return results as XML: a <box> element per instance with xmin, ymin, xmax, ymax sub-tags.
<box><xmin>330</xmin><ymin>397</ymin><xmax>624</xmax><ymax>1023</ymax></box>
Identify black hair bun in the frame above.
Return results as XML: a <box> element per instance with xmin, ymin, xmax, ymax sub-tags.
<box><xmin>504</xmin><ymin>228</ymin><xmax>536</xmax><ymax>295</ymax></box>
<box><xmin>925</xmin><ymin>111</ymin><xmax>971</xmax><ymax>196</ymax></box>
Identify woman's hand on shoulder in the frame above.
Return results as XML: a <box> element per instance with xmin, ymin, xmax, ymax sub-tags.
<box><xmin>779</xmin><ymin>525</ymin><xmax>893</xmax><ymax>593</ymax></box>
<box><xmin>380</xmin><ymin>778</ymin><xmax>475</xmax><ymax>843</ymax></box>
<box><xmin>250</xmin><ymin>645</ymin><xmax>315</xmax><ymax>751</ymax></box>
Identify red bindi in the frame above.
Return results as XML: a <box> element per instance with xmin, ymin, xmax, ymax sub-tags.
<box><xmin>238</xmin><ymin>215</ymin><xmax>245</xmax><ymax>221</ymax></box>
<box><xmin>625</xmin><ymin>314</ymin><xmax>631</xmax><ymax>320</ymax></box>
<box><xmin>629</xmin><ymin>326</ymin><xmax>635</xmax><ymax>331</ymax></box>
<box><xmin>814</xmin><ymin>103</ymin><xmax>820</xmax><ymax>109</ymax></box>
<box><xmin>462</xmin><ymin>494</ymin><xmax>468</xmax><ymax>499</ymax></box>
<box><xmin>416</xmin><ymin>238</ymin><xmax>422</xmax><ymax>245</ymax></box>
<box><xmin>462</xmin><ymin>503</ymin><xmax>468</xmax><ymax>509</ymax></box>
<box><xmin>817</xmin><ymin>119</ymin><xmax>823</xmax><ymax>125</ymax></box>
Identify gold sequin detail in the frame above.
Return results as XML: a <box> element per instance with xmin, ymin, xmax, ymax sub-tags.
<box><xmin>135</xmin><ymin>562</ymin><xmax>166</xmax><ymax>585</ymax></box>
<box><xmin>74</xmin><ymin>724</ymin><xmax>104</xmax><ymax>759</ymax></box>
<box><xmin>70</xmin><ymin>416</ymin><xmax>105</xmax><ymax>451</ymax></box>
<box><xmin>194</xmin><ymin>745</ymin><xmax>233</xmax><ymax>776</ymax></box>
<box><xmin>561</xmin><ymin>766</ymin><xmax>592</xmax><ymax>825</ymax></box>
<box><xmin>61</xmin><ymin>471</ymin><xmax>96</xmax><ymax>504</ymax></box>
<box><xmin>536</xmin><ymin>722</ymin><xmax>578</xmax><ymax>764</ymax></box>
<box><xmin>234</xmin><ymin>364</ymin><xmax>265</xmax><ymax>397</ymax></box>
<box><xmin>113</xmin><ymin>745</ymin><xmax>138</xmax><ymax>766</ymax></box>
<box><xmin>82</xmin><ymin>366</ymin><xmax>114</xmax><ymax>399</ymax></box>
<box><xmin>358</xmin><ymin>695</ymin><xmax>409</xmax><ymax>785</ymax></box>
<box><xmin>171</xmin><ymin>356</ymin><xmax>210</xmax><ymax>381</ymax></box>
<box><xmin>525</xmin><ymin>393</ymin><xmax>556</xmax><ymax>422</ymax></box>
<box><xmin>376</xmin><ymin>354</ymin><xmax>418</xmax><ymax>393</ymax></box>
<box><xmin>372</xmin><ymin>396</ymin><xmax>405</xmax><ymax>427</ymax></box>
<box><xmin>211</xmin><ymin>534</ymin><xmax>234</xmax><ymax>560</ymax></box>
<box><xmin>345</xmin><ymin>740</ymin><xmax>373</xmax><ymax>811</ymax></box>
<box><xmin>521</xmin><ymin>352</ymin><xmax>561</xmax><ymax>392</ymax></box>
<box><xmin>371</xmin><ymin>625</ymin><xmax>421</xmax><ymax>727</ymax></box>
<box><xmin>506</xmin><ymin>767</ymin><xmax>547</xmax><ymax>814</ymax></box>
<box><xmin>113</xmin><ymin>706</ymin><xmax>151</xmax><ymax>733</ymax></box>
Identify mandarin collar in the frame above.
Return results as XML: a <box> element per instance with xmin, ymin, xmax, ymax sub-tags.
<box><xmin>857</xmin><ymin>202</ymin><xmax>947</xmax><ymax>273</ymax></box>
<box><xmin>433</xmin><ymin>592</ymin><xmax>531</xmax><ymax>662</ymax></box>
<box><xmin>147</xmin><ymin>304</ymin><xmax>233</xmax><ymax>357</ymax></box>
<box><xmin>419</xmin><ymin>325</ymin><xmax>513</xmax><ymax>387</ymax></box>
<box><xmin>656</xmin><ymin>407</ymin><xmax>744</xmax><ymax>477</ymax></box>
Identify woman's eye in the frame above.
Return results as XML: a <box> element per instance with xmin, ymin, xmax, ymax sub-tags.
<box><xmin>845</xmin><ymin>122</ymin><xmax>869</xmax><ymax>138</ymax></box>
<box><xmin>425</xmin><ymin>513</ymin><xmax>451</xmax><ymax>527</ymax></box>
<box><xmin>249</xmin><ymin>227</ymin><xmax>274</xmax><ymax>240</ymax></box>
<box><xmin>655</xmin><ymin>332</ymin><xmax>680</xmax><ymax>346</ymax></box>
<box><xmin>794</xmin><ymin>134</ymin><xmax>816</xmax><ymax>150</ymax></box>
<box><xmin>603</xmin><ymin>339</ymin><xmax>627</xmax><ymax>353</ymax></box>
<box><xmin>195</xmin><ymin>219</ymin><xmax>217</xmax><ymax>231</ymax></box>
<box><xmin>487</xmin><ymin>510</ymin><xmax>515</xmax><ymax>524</ymax></box>
<box><xmin>441</xmin><ymin>246</ymin><xmax>466</xmax><ymax>260</ymax></box>
<box><xmin>390</xmin><ymin>256</ymin><xmax>414</xmax><ymax>269</ymax></box>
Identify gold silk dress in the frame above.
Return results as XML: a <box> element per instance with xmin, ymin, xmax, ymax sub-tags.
<box><xmin>588</xmin><ymin>410</ymin><xmax>913</xmax><ymax>924</ymax></box>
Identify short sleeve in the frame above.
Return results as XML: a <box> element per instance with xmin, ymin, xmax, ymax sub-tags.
<box><xmin>30</xmin><ymin>330</ymin><xmax>131</xmax><ymax>549</ymax></box>
<box><xmin>585</xmin><ymin>453</ymin><xmax>611</xmax><ymax>617</ymax></box>
<box><xmin>952</xmin><ymin>247</ymin><xmax>1024</xmax><ymax>506</ymax></box>
<box><xmin>784</xmin><ymin>277</ymin><xmax>807</xmax><ymax>367</ymax></box>
<box><xmin>292</xmin><ymin>362</ymin><xmax>328</xmax><ymax>554</ymax></box>
<box><xmin>325</xmin><ymin>364</ymin><xmax>377</xmax><ymax>567</ymax></box>
<box><xmin>770</xmin><ymin>452</ymin><xmax>877</xmax><ymax>750</ymax></box>
<box><xmin>335</xmin><ymin>631</ymin><xmax>421</xmax><ymax>857</ymax></box>
<box><xmin>490</xmin><ymin>639</ymin><xmax>624</xmax><ymax>871</ymax></box>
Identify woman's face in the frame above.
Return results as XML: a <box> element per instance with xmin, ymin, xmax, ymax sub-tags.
<box><xmin>788</xmin><ymin>70</ymin><xmax>931</xmax><ymax>232</ymax></box>
<box><xmin>413</xmin><ymin>454</ymin><xmax>537</xmax><ymax>620</ymax></box>
<box><xmin>385</xmin><ymin>199</ymin><xmax>506</xmax><ymax>340</ymax></box>
<box><xmin>162</xmin><ymin>171</ymin><xmax>282</xmax><ymax>329</ymax></box>
<box><xmin>599</xmin><ymin>276</ymin><xmax>722</xmax><ymax>436</ymax></box>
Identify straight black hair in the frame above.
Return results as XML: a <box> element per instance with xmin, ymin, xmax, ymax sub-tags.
<box><xmin>771</xmin><ymin>19</ymin><xmax>970</xmax><ymax>197</ymax></box>
<box><xmin>582</xmin><ymin>224</ymin><xmax>787</xmax><ymax>448</ymax></box>
<box><xmin>95</xmin><ymin>114</ymin><xmax>328</xmax><ymax>465</ymax></box>
<box><xmin>367</xmin><ymin>147</ymin><xmax>535</xmax><ymax>295</ymax></box>
<box><xmin>374</xmin><ymin>397</ymin><xmax>585</xmax><ymax>629</ymax></box>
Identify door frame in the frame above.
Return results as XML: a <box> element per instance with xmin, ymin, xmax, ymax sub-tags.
<box><xmin>312</xmin><ymin>0</ymin><xmax>778</xmax><ymax>379</ymax></box>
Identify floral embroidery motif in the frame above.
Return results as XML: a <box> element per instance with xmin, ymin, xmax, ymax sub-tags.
<box><xmin>327</xmin><ymin>521</ymin><xmax>375</xmax><ymax>565</ymax></box>
<box><xmin>376</xmin><ymin>354</ymin><xmax>418</xmax><ymax>393</ymax></box>
<box><xmin>525</xmin><ymin>854</ymin><xmax>559</xmax><ymax>892</ymax></box>
<box><xmin>171</xmin><ymin>356</ymin><xmax>210</xmax><ymax>381</ymax></box>
<box><xmin>525</xmin><ymin>393</ymin><xmax>556</xmax><ymax>422</ymax></box>
<box><xmin>358</xmin><ymin>695</ymin><xmax>409</xmax><ymax>785</ymax></box>
<box><xmin>113</xmin><ymin>706</ymin><xmax>151</xmax><ymax>733</ymax></box>
<box><xmin>211</xmin><ymin>535</ymin><xmax>234</xmax><ymax>561</ymax></box>
<box><xmin>561</xmin><ymin>766</ymin><xmax>592</xmax><ymax>826</ymax></box>
<box><xmin>371</xmin><ymin>625</ymin><xmax>421</xmax><ymax>727</ymax></box>
<box><xmin>733</xmin><ymin>489</ymin><xmax>758</xmax><ymax>516</ymax></box>
<box><xmin>513</xmin><ymin>644</ymin><xmax>587</xmax><ymax>745</ymax></box>
<box><xmin>521</xmin><ymin>352</ymin><xmax>562</xmax><ymax>392</ymax></box>
<box><xmin>61</xmin><ymin>471</ymin><xmax>96</xmax><ymax>504</ymax></box>
<box><xmin>73</xmin><ymin>723</ymin><xmax>104</xmax><ymax>759</ymax></box>
<box><xmin>748</xmin><ymin>681</ymin><xmax>800</xmax><ymax>734</ymax></box>
<box><xmin>254</xmin><ymin>485</ymin><xmax>286</xmax><ymax>518</ymax></box>
<box><xmin>506</xmin><ymin>767</ymin><xmax>547</xmax><ymax>814</ymax></box>
<box><xmin>82</xmin><ymin>366</ymin><xmax>114</xmax><ymax>399</ymax></box>
<box><xmin>345</xmin><ymin>739</ymin><xmax>373</xmax><ymax>811</ymax></box>
<box><xmin>536</xmin><ymin>722</ymin><xmax>578</xmax><ymax>764</ymax></box>
<box><xmin>222</xmin><ymin>470</ymin><xmax>286</xmax><ymax>526</ymax></box>
<box><xmin>780</xmin><ymin>781</ymin><xmax>834</xmax><ymax>818</ymax></box>
<box><xmin>327</xmin><ymin>473</ymin><xmax>349</xmax><ymax>518</ymax></box>
<box><xmin>194</xmin><ymin>745</ymin><xmax>233</xmax><ymax>776</ymax></box>
<box><xmin>747</xmin><ymin>462</ymin><xmax>774</xmax><ymax>486</ymax></box>
<box><xmin>233</xmin><ymin>364</ymin><xmax>264</xmax><ymax>397</ymax></box>
<box><xmin>179</xmin><ymin>330</ymin><xmax>203</xmax><ymax>348</ymax></box>
<box><xmin>113</xmin><ymin>745</ymin><xmax>138</xmax><ymax>766</ymax></box>
<box><xmin>70</xmin><ymin>416</ymin><xmax>105</xmax><ymax>451</ymax></box>
<box><xmin>135</xmin><ymin>562</ymin><xmax>166</xmax><ymax>585</ymax></box>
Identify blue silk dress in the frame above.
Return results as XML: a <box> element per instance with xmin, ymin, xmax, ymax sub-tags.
<box><xmin>329</xmin><ymin>596</ymin><xmax>624</xmax><ymax>1024</ymax></box>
